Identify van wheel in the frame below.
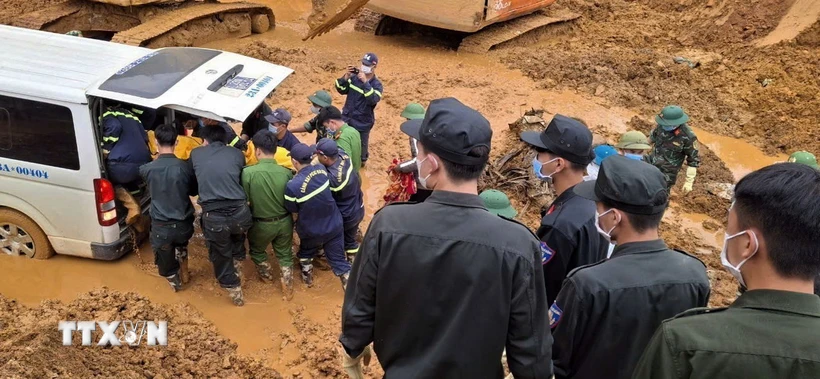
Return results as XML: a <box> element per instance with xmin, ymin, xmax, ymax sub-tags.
<box><xmin>0</xmin><ymin>209</ymin><xmax>54</xmax><ymax>259</ymax></box>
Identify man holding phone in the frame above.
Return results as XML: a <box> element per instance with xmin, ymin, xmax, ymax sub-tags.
<box><xmin>334</xmin><ymin>53</ymin><xmax>384</xmax><ymax>168</ymax></box>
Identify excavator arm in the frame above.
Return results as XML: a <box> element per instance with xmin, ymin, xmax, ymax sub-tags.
<box><xmin>304</xmin><ymin>0</ymin><xmax>371</xmax><ymax>40</ymax></box>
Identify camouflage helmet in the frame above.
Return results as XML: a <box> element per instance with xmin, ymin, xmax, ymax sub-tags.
<box><xmin>615</xmin><ymin>131</ymin><xmax>651</xmax><ymax>150</ymax></box>
<box><xmin>788</xmin><ymin>151</ymin><xmax>818</xmax><ymax>168</ymax></box>
<box><xmin>400</xmin><ymin>102</ymin><xmax>425</xmax><ymax>120</ymax></box>
<box><xmin>307</xmin><ymin>90</ymin><xmax>332</xmax><ymax>108</ymax></box>
<box><xmin>655</xmin><ymin>105</ymin><xmax>689</xmax><ymax>127</ymax></box>
<box><xmin>65</xmin><ymin>30</ymin><xmax>83</xmax><ymax>37</ymax></box>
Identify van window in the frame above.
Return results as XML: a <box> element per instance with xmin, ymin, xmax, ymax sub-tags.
<box><xmin>0</xmin><ymin>95</ymin><xmax>80</xmax><ymax>170</ymax></box>
<box><xmin>98</xmin><ymin>48</ymin><xmax>222</xmax><ymax>99</ymax></box>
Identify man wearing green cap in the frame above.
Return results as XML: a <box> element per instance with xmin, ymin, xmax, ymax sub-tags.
<box><xmin>616</xmin><ymin>131</ymin><xmax>652</xmax><ymax>161</ymax></box>
<box><xmin>394</xmin><ymin>103</ymin><xmax>431</xmax><ymax>202</ymax></box>
<box><xmin>648</xmin><ymin>105</ymin><xmax>700</xmax><ymax>193</ymax></box>
<box><xmin>480</xmin><ymin>189</ymin><xmax>518</xmax><ymax>218</ymax></box>
<box><xmin>290</xmin><ymin>90</ymin><xmax>334</xmax><ymax>143</ymax></box>
<box><xmin>789</xmin><ymin>151</ymin><xmax>818</xmax><ymax>169</ymax></box>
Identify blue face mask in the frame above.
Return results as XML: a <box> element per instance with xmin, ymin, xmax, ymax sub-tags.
<box><xmin>268</xmin><ymin>124</ymin><xmax>278</xmax><ymax>134</ymax></box>
<box><xmin>661</xmin><ymin>124</ymin><xmax>679</xmax><ymax>132</ymax></box>
<box><xmin>532</xmin><ymin>157</ymin><xmax>559</xmax><ymax>183</ymax></box>
<box><xmin>625</xmin><ymin>153</ymin><xmax>643</xmax><ymax>161</ymax></box>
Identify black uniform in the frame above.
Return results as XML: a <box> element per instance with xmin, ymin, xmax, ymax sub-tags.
<box><xmin>537</xmin><ymin>185</ymin><xmax>608</xmax><ymax>305</ymax></box>
<box><xmin>341</xmin><ymin>191</ymin><xmax>552</xmax><ymax>378</ymax></box>
<box><xmin>241</xmin><ymin>103</ymin><xmax>271</xmax><ymax>139</ymax></box>
<box><xmin>139</xmin><ymin>154</ymin><xmax>197</xmax><ymax>277</ymax></box>
<box><xmin>190</xmin><ymin>141</ymin><xmax>252</xmax><ymax>289</ymax></box>
<box><xmin>551</xmin><ymin>240</ymin><xmax>710</xmax><ymax>379</ymax></box>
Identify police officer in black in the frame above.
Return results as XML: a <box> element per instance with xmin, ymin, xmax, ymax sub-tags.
<box><xmin>550</xmin><ymin>155</ymin><xmax>710</xmax><ymax>379</ymax></box>
<box><xmin>139</xmin><ymin>124</ymin><xmax>197</xmax><ymax>292</ymax></box>
<box><xmin>190</xmin><ymin>125</ymin><xmax>253</xmax><ymax>306</ymax></box>
<box><xmin>520</xmin><ymin>115</ymin><xmax>608</xmax><ymax>306</ymax></box>
<box><xmin>340</xmin><ymin>98</ymin><xmax>552</xmax><ymax>379</ymax></box>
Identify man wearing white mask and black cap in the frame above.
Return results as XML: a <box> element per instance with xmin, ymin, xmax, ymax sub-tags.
<box><xmin>520</xmin><ymin>114</ymin><xmax>608</xmax><ymax>306</ymax></box>
<box><xmin>551</xmin><ymin>155</ymin><xmax>710</xmax><ymax>379</ymax></box>
<box><xmin>339</xmin><ymin>97</ymin><xmax>551</xmax><ymax>379</ymax></box>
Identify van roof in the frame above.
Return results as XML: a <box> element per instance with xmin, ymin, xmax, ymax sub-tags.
<box><xmin>0</xmin><ymin>25</ymin><xmax>151</xmax><ymax>104</ymax></box>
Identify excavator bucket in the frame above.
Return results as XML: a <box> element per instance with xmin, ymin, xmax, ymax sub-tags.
<box><xmin>303</xmin><ymin>0</ymin><xmax>370</xmax><ymax>41</ymax></box>
<box><xmin>459</xmin><ymin>10</ymin><xmax>580</xmax><ymax>53</ymax></box>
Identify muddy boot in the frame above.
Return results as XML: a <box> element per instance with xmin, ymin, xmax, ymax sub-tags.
<box><xmin>233</xmin><ymin>259</ymin><xmax>244</xmax><ymax>282</ymax></box>
<box><xmin>339</xmin><ymin>271</ymin><xmax>350</xmax><ymax>291</ymax></box>
<box><xmin>175</xmin><ymin>247</ymin><xmax>190</xmax><ymax>284</ymax></box>
<box><xmin>115</xmin><ymin>186</ymin><xmax>141</xmax><ymax>226</ymax></box>
<box><xmin>226</xmin><ymin>286</ymin><xmax>244</xmax><ymax>306</ymax></box>
<box><xmin>281</xmin><ymin>266</ymin><xmax>294</xmax><ymax>301</ymax></box>
<box><xmin>299</xmin><ymin>258</ymin><xmax>314</xmax><ymax>287</ymax></box>
<box><xmin>256</xmin><ymin>261</ymin><xmax>274</xmax><ymax>282</ymax></box>
<box><xmin>314</xmin><ymin>249</ymin><xmax>331</xmax><ymax>271</ymax></box>
<box><xmin>165</xmin><ymin>274</ymin><xmax>182</xmax><ymax>292</ymax></box>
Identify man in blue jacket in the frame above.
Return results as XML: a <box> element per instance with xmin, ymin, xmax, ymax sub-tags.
<box><xmin>101</xmin><ymin>105</ymin><xmax>152</xmax><ymax>225</ymax></box>
<box><xmin>334</xmin><ymin>52</ymin><xmax>383</xmax><ymax>167</ymax></box>
<box><xmin>285</xmin><ymin>143</ymin><xmax>352</xmax><ymax>288</ymax></box>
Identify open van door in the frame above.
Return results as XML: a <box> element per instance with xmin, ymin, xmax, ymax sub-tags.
<box><xmin>88</xmin><ymin>47</ymin><xmax>293</xmax><ymax>122</ymax></box>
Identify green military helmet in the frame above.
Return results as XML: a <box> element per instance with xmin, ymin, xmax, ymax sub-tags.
<box><xmin>308</xmin><ymin>90</ymin><xmax>332</xmax><ymax>108</ymax></box>
<box><xmin>66</xmin><ymin>30</ymin><xmax>83</xmax><ymax>37</ymax></box>
<box><xmin>401</xmin><ymin>102</ymin><xmax>425</xmax><ymax>120</ymax></box>
<box><xmin>480</xmin><ymin>189</ymin><xmax>517</xmax><ymax>218</ymax></box>
<box><xmin>616</xmin><ymin>131</ymin><xmax>652</xmax><ymax>150</ymax></box>
<box><xmin>788</xmin><ymin>151</ymin><xmax>818</xmax><ymax>168</ymax></box>
<box><xmin>655</xmin><ymin>105</ymin><xmax>689</xmax><ymax>127</ymax></box>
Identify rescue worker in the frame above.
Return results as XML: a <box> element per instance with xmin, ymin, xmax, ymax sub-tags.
<box><xmin>394</xmin><ymin>102</ymin><xmax>432</xmax><ymax>202</ymax></box>
<box><xmin>615</xmin><ymin>130</ymin><xmax>651</xmax><ymax>160</ymax></box>
<box><xmin>479</xmin><ymin>189</ymin><xmax>518</xmax><ymax>218</ymax></box>
<box><xmin>139</xmin><ymin>124</ymin><xmax>197</xmax><ymax>291</ymax></box>
<box><xmin>101</xmin><ymin>104</ymin><xmax>152</xmax><ymax>225</ymax></box>
<box><xmin>190</xmin><ymin>125</ymin><xmax>253</xmax><ymax>306</ymax></box>
<box><xmin>520</xmin><ymin>115</ymin><xmax>608</xmax><ymax>306</ymax></box>
<box><xmin>553</xmin><ymin>155</ymin><xmax>711</xmax><ymax>379</ymax></box>
<box><xmin>648</xmin><ymin>105</ymin><xmax>700</xmax><ymax>193</ymax></box>
<box><xmin>340</xmin><ymin>98</ymin><xmax>552</xmax><ymax>379</ymax></box>
<box><xmin>314</xmin><ymin>138</ymin><xmax>364</xmax><ymax>263</ymax></box>
<box><xmin>634</xmin><ymin>163</ymin><xmax>820</xmax><ymax>379</ymax></box>
<box><xmin>284</xmin><ymin>143</ymin><xmax>351</xmax><ymax>288</ymax></box>
<box><xmin>789</xmin><ymin>150</ymin><xmax>818</xmax><ymax>169</ymax></box>
<box><xmin>200</xmin><ymin>117</ymin><xmax>248</xmax><ymax>151</ymax></box>
<box><xmin>240</xmin><ymin>102</ymin><xmax>272</xmax><ymax>141</ymax></box>
<box><xmin>289</xmin><ymin>90</ymin><xmax>334</xmax><ymax>143</ymax></box>
<box><xmin>264</xmin><ymin>108</ymin><xmax>300</xmax><ymax>150</ymax></box>
<box><xmin>335</xmin><ymin>53</ymin><xmax>383</xmax><ymax>167</ymax></box>
<box><xmin>584</xmin><ymin>144</ymin><xmax>617</xmax><ymax>182</ymax></box>
<box><xmin>317</xmin><ymin>106</ymin><xmax>362</xmax><ymax>173</ymax></box>
<box><xmin>242</xmin><ymin>130</ymin><xmax>296</xmax><ymax>299</ymax></box>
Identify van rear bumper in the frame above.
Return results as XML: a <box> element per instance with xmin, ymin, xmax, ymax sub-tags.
<box><xmin>90</xmin><ymin>228</ymin><xmax>135</xmax><ymax>260</ymax></box>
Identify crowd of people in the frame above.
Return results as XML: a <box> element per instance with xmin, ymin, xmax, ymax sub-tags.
<box><xmin>98</xmin><ymin>49</ymin><xmax>820</xmax><ymax>378</ymax></box>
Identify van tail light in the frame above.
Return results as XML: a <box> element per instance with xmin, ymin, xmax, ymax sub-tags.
<box><xmin>94</xmin><ymin>178</ymin><xmax>118</xmax><ymax>227</ymax></box>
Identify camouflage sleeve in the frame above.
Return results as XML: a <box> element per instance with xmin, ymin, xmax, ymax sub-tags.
<box><xmin>684</xmin><ymin>134</ymin><xmax>700</xmax><ymax>168</ymax></box>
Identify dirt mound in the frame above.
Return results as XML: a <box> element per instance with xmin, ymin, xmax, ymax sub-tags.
<box><xmin>0</xmin><ymin>0</ymin><xmax>64</xmax><ymax>24</ymax></box>
<box><xmin>0</xmin><ymin>289</ymin><xmax>282</xmax><ymax>378</ymax></box>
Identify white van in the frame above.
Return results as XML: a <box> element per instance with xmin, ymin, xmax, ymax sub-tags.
<box><xmin>0</xmin><ymin>25</ymin><xmax>293</xmax><ymax>260</ymax></box>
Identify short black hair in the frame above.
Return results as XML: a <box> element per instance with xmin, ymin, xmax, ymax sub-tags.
<box><xmin>424</xmin><ymin>143</ymin><xmax>489</xmax><ymax>182</ymax></box>
<box><xmin>200</xmin><ymin>124</ymin><xmax>226</xmax><ymax>144</ymax></box>
<box><xmin>252</xmin><ymin>130</ymin><xmax>278</xmax><ymax>155</ymax></box>
<box><xmin>154</xmin><ymin>123</ymin><xmax>177</xmax><ymax>147</ymax></box>
<box><xmin>602</xmin><ymin>199</ymin><xmax>665</xmax><ymax>233</ymax></box>
<box><xmin>534</xmin><ymin>147</ymin><xmax>587</xmax><ymax>172</ymax></box>
<box><xmin>734</xmin><ymin>163</ymin><xmax>820</xmax><ymax>280</ymax></box>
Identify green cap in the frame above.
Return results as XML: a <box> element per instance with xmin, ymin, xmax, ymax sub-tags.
<box><xmin>400</xmin><ymin>102</ymin><xmax>425</xmax><ymax>120</ymax></box>
<box><xmin>308</xmin><ymin>90</ymin><xmax>332</xmax><ymax>108</ymax></box>
<box><xmin>480</xmin><ymin>189</ymin><xmax>517</xmax><ymax>218</ymax></box>
<box><xmin>66</xmin><ymin>30</ymin><xmax>83</xmax><ymax>37</ymax></box>
<box><xmin>615</xmin><ymin>131</ymin><xmax>651</xmax><ymax>150</ymax></box>
<box><xmin>788</xmin><ymin>151</ymin><xmax>818</xmax><ymax>168</ymax></box>
<box><xmin>655</xmin><ymin>105</ymin><xmax>689</xmax><ymax>127</ymax></box>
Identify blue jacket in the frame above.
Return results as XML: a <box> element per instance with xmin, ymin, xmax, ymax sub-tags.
<box><xmin>101</xmin><ymin>108</ymin><xmax>151</xmax><ymax>165</ymax></box>
<box><xmin>284</xmin><ymin>164</ymin><xmax>343</xmax><ymax>239</ymax></box>
<box><xmin>326</xmin><ymin>152</ymin><xmax>364</xmax><ymax>224</ymax></box>
<box><xmin>335</xmin><ymin>75</ymin><xmax>383</xmax><ymax>131</ymax></box>
<box><xmin>278</xmin><ymin>130</ymin><xmax>300</xmax><ymax>151</ymax></box>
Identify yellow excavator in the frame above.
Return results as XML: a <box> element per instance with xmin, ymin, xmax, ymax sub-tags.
<box><xmin>305</xmin><ymin>0</ymin><xmax>579</xmax><ymax>52</ymax></box>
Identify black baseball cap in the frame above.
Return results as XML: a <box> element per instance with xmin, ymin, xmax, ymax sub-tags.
<box><xmin>574</xmin><ymin>155</ymin><xmax>669</xmax><ymax>215</ymax></box>
<box><xmin>399</xmin><ymin>97</ymin><xmax>492</xmax><ymax>165</ymax></box>
<box><xmin>316</xmin><ymin>106</ymin><xmax>344</xmax><ymax>125</ymax></box>
<box><xmin>313</xmin><ymin>138</ymin><xmax>339</xmax><ymax>157</ymax></box>
<box><xmin>288</xmin><ymin>143</ymin><xmax>315</xmax><ymax>163</ymax></box>
<box><xmin>520</xmin><ymin>114</ymin><xmax>595</xmax><ymax>165</ymax></box>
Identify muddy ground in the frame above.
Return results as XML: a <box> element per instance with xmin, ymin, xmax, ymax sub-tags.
<box><xmin>1</xmin><ymin>0</ymin><xmax>818</xmax><ymax>377</ymax></box>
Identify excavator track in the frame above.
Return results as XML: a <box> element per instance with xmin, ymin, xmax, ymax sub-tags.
<box><xmin>12</xmin><ymin>0</ymin><xmax>84</xmax><ymax>30</ymax></box>
<box><xmin>110</xmin><ymin>2</ymin><xmax>273</xmax><ymax>46</ymax></box>
<box><xmin>354</xmin><ymin>7</ymin><xmax>383</xmax><ymax>34</ymax></box>
<box><xmin>458</xmin><ymin>11</ymin><xmax>580</xmax><ymax>53</ymax></box>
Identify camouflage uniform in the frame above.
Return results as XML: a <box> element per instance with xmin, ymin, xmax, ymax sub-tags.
<box><xmin>647</xmin><ymin>124</ymin><xmax>700</xmax><ymax>188</ymax></box>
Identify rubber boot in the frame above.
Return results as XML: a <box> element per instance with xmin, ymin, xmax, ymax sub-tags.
<box><xmin>115</xmin><ymin>186</ymin><xmax>141</xmax><ymax>226</ymax></box>
<box><xmin>281</xmin><ymin>266</ymin><xmax>294</xmax><ymax>301</ymax></box>
<box><xmin>226</xmin><ymin>286</ymin><xmax>244</xmax><ymax>306</ymax></box>
<box><xmin>256</xmin><ymin>261</ymin><xmax>274</xmax><ymax>282</ymax></box>
<box><xmin>165</xmin><ymin>273</ymin><xmax>182</xmax><ymax>292</ymax></box>
<box><xmin>299</xmin><ymin>258</ymin><xmax>314</xmax><ymax>287</ymax></box>
<box><xmin>233</xmin><ymin>259</ymin><xmax>244</xmax><ymax>282</ymax></box>
<box><xmin>175</xmin><ymin>247</ymin><xmax>190</xmax><ymax>284</ymax></box>
<box><xmin>339</xmin><ymin>271</ymin><xmax>350</xmax><ymax>291</ymax></box>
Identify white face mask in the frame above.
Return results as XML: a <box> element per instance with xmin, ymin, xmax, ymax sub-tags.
<box><xmin>361</xmin><ymin>65</ymin><xmax>373</xmax><ymax>74</ymax></box>
<box><xmin>309</xmin><ymin>106</ymin><xmax>320</xmax><ymax>115</ymax></box>
<box><xmin>595</xmin><ymin>209</ymin><xmax>619</xmax><ymax>243</ymax></box>
<box><xmin>720</xmin><ymin>230</ymin><xmax>759</xmax><ymax>288</ymax></box>
<box><xmin>416</xmin><ymin>155</ymin><xmax>435</xmax><ymax>189</ymax></box>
